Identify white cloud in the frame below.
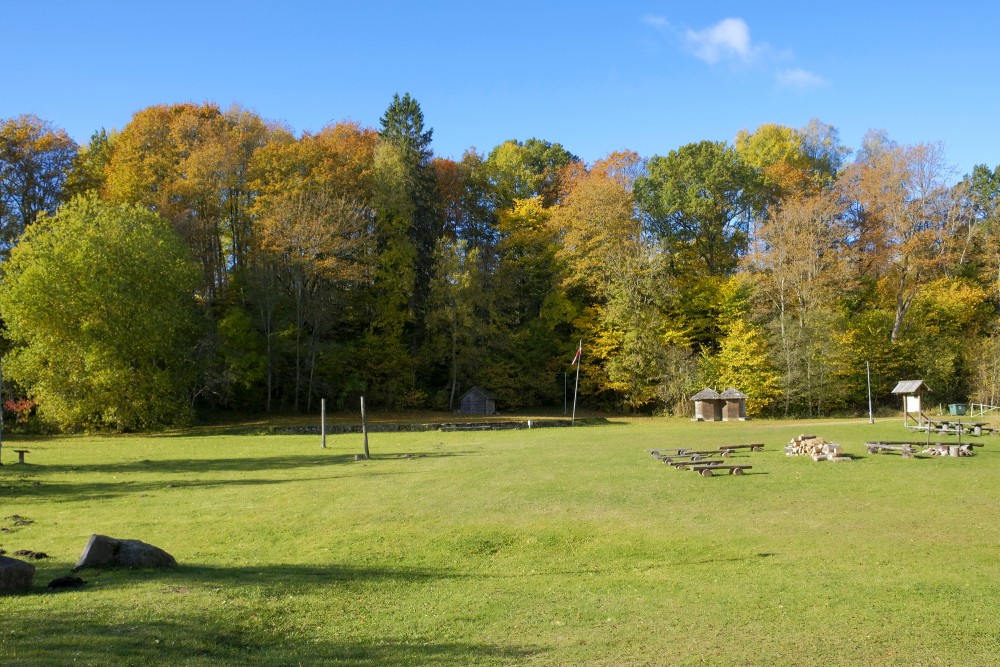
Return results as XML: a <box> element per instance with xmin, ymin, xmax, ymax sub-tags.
<box><xmin>642</xmin><ymin>14</ymin><xmax>669</xmax><ymax>31</ymax></box>
<box><xmin>776</xmin><ymin>68</ymin><xmax>828</xmax><ymax>89</ymax></box>
<box><xmin>645</xmin><ymin>15</ymin><xmax>831</xmax><ymax>88</ymax></box>
<box><xmin>684</xmin><ymin>17</ymin><xmax>754</xmax><ymax>64</ymax></box>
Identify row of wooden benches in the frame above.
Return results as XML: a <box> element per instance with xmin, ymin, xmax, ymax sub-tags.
<box><xmin>647</xmin><ymin>444</ymin><xmax>762</xmax><ymax>477</ymax></box>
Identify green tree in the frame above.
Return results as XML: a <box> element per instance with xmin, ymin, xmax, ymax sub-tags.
<box><xmin>483</xmin><ymin>197</ymin><xmax>570</xmax><ymax>408</ymax></box>
<box><xmin>62</xmin><ymin>128</ymin><xmax>114</xmax><ymax>201</ymax></box>
<box><xmin>635</xmin><ymin>141</ymin><xmax>761</xmax><ymax>277</ymax></box>
<box><xmin>424</xmin><ymin>238</ymin><xmax>481</xmax><ymax>410</ymax></box>
<box><xmin>484</xmin><ymin>138</ymin><xmax>578</xmax><ymax>210</ymax></box>
<box><xmin>379</xmin><ymin>93</ymin><xmax>440</xmax><ymax>347</ymax></box>
<box><xmin>0</xmin><ymin>196</ymin><xmax>201</xmax><ymax>431</ymax></box>
<box><xmin>0</xmin><ymin>115</ymin><xmax>77</xmax><ymax>255</ymax></box>
<box><xmin>705</xmin><ymin>318</ymin><xmax>783</xmax><ymax>417</ymax></box>
<box><xmin>549</xmin><ymin>151</ymin><xmax>696</xmax><ymax>412</ymax></box>
<box><xmin>964</xmin><ymin>164</ymin><xmax>1000</xmax><ymax>300</ymax></box>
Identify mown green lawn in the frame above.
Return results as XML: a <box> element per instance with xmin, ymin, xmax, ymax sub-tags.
<box><xmin>1</xmin><ymin>417</ymin><xmax>999</xmax><ymax>666</ymax></box>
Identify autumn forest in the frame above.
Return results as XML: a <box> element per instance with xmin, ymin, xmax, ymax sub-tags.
<box><xmin>1</xmin><ymin>95</ymin><xmax>999</xmax><ymax>430</ymax></box>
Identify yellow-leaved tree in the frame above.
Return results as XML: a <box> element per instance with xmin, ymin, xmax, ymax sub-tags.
<box><xmin>707</xmin><ymin>318</ymin><xmax>783</xmax><ymax>418</ymax></box>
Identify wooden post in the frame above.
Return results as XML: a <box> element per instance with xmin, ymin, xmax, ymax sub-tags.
<box><xmin>866</xmin><ymin>361</ymin><xmax>873</xmax><ymax>424</ymax></box>
<box><xmin>361</xmin><ymin>395</ymin><xmax>370</xmax><ymax>459</ymax></box>
<box><xmin>320</xmin><ymin>398</ymin><xmax>327</xmax><ymax>449</ymax></box>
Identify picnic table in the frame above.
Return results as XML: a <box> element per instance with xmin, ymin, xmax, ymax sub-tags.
<box><xmin>909</xmin><ymin>419</ymin><xmax>992</xmax><ymax>436</ymax></box>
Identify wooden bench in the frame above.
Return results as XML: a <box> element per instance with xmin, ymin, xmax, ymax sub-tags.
<box><xmin>718</xmin><ymin>443</ymin><xmax>765</xmax><ymax>453</ymax></box>
<box><xmin>12</xmin><ymin>449</ymin><xmax>30</xmax><ymax>464</ymax></box>
<box><xmin>671</xmin><ymin>459</ymin><xmax>724</xmax><ymax>470</ymax></box>
<box><xmin>866</xmin><ymin>442</ymin><xmax>917</xmax><ymax>458</ymax></box>
<box><xmin>686</xmin><ymin>464</ymin><xmax>752</xmax><ymax>477</ymax></box>
<box><xmin>647</xmin><ymin>448</ymin><xmax>691</xmax><ymax>456</ymax></box>
<box><xmin>657</xmin><ymin>451</ymin><xmax>723</xmax><ymax>463</ymax></box>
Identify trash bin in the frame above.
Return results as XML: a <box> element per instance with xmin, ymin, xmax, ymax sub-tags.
<box><xmin>948</xmin><ymin>403</ymin><xmax>968</xmax><ymax>416</ymax></box>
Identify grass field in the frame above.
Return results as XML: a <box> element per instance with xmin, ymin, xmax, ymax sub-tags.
<box><xmin>2</xmin><ymin>416</ymin><xmax>1000</xmax><ymax>666</ymax></box>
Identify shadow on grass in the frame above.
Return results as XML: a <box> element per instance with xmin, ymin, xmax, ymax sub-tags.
<box><xmin>0</xmin><ymin>450</ymin><xmax>475</xmax><ymax>503</ymax></box>
<box><xmin>7</xmin><ymin>450</ymin><xmax>476</xmax><ymax>476</ymax></box>
<box><xmin>6</xmin><ymin>562</ymin><xmax>543</xmax><ymax>665</ymax></box>
<box><xmin>3</xmin><ymin>611</ymin><xmax>539</xmax><ymax>666</ymax></box>
<box><xmin>0</xmin><ymin>474</ymin><xmax>401</xmax><ymax>503</ymax></box>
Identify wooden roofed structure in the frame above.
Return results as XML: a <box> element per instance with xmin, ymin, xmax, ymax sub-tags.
<box><xmin>719</xmin><ymin>388</ymin><xmax>748</xmax><ymax>421</ymax></box>
<box><xmin>891</xmin><ymin>380</ymin><xmax>930</xmax><ymax>426</ymax></box>
<box><xmin>691</xmin><ymin>388</ymin><xmax>722</xmax><ymax>421</ymax></box>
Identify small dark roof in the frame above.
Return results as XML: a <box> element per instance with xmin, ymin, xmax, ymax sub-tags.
<box><xmin>719</xmin><ymin>388</ymin><xmax>748</xmax><ymax>399</ymax></box>
<box><xmin>891</xmin><ymin>380</ymin><xmax>930</xmax><ymax>394</ymax></box>
<box><xmin>691</xmin><ymin>388</ymin><xmax>721</xmax><ymax>401</ymax></box>
<box><xmin>459</xmin><ymin>386</ymin><xmax>496</xmax><ymax>400</ymax></box>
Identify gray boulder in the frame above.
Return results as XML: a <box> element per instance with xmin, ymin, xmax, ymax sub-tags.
<box><xmin>0</xmin><ymin>555</ymin><xmax>36</xmax><ymax>593</ymax></box>
<box><xmin>74</xmin><ymin>534</ymin><xmax>176</xmax><ymax>570</ymax></box>
<box><xmin>116</xmin><ymin>539</ymin><xmax>177</xmax><ymax>568</ymax></box>
<box><xmin>73</xmin><ymin>534</ymin><xmax>119</xmax><ymax>569</ymax></box>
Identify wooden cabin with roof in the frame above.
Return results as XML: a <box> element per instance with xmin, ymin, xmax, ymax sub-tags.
<box><xmin>719</xmin><ymin>388</ymin><xmax>748</xmax><ymax>421</ymax></box>
<box><xmin>691</xmin><ymin>388</ymin><xmax>722</xmax><ymax>421</ymax></box>
<box><xmin>458</xmin><ymin>386</ymin><xmax>497</xmax><ymax>415</ymax></box>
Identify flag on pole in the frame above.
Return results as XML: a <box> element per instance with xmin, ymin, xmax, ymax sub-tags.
<box><xmin>570</xmin><ymin>341</ymin><xmax>582</xmax><ymax>365</ymax></box>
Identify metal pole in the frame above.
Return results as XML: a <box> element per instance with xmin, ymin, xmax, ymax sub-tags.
<box><xmin>571</xmin><ymin>340</ymin><xmax>581</xmax><ymax>426</ymax></box>
<box><xmin>320</xmin><ymin>398</ymin><xmax>327</xmax><ymax>449</ymax></box>
<box><xmin>866</xmin><ymin>361</ymin><xmax>874</xmax><ymax>424</ymax></box>
<box><xmin>361</xmin><ymin>395</ymin><xmax>369</xmax><ymax>459</ymax></box>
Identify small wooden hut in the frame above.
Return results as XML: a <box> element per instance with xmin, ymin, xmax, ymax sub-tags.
<box><xmin>691</xmin><ymin>388</ymin><xmax>723</xmax><ymax>421</ymax></box>
<box><xmin>720</xmin><ymin>388</ymin><xmax>748</xmax><ymax>421</ymax></box>
<box><xmin>891</xmin><ymin>380</ymin><xmax>930</xmax><ymax>426</ymax></box>
<box><xmin>459</xmin><ymin>386</ymin><xmax>496</xmax><ymax>415</ymax></box>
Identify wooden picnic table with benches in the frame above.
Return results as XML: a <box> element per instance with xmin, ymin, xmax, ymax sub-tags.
<box><xmin>909</xmin><ymin>420</ymin><xmax>993</xmax><ymax>436</ymax></box>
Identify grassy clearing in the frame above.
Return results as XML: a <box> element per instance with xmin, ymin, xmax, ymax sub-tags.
<box><xmin>2</xmin><ymin>417</ymin><xmax>999</xmax><ymax>666</ymax></box>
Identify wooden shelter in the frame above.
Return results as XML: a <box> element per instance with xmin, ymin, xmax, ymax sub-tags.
<box><xmin>458</xmin><ymin>386</ymin><xmax>496</xmax><ymax>415</ymax></box>
<box><xmin>891</xmin><ymin>380</ymin><xmax>930</xmax><ymax>426</ymax></box>
<box><xmin>691</xmin><ymin>388</ymin><xmax>722</xmax><ymax>421</ymax></box>
<box><xmin>720</xmin><ymin>388</ymin><xmax>748</xmax><ymax>421</ymax></box>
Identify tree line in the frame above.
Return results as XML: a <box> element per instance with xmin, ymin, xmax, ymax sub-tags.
<box><xmin>1</xmin><ymin>96</ymin><xmax>999</xmax><ymax>430</ymax></box>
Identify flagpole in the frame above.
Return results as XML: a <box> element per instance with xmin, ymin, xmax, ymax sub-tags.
<box><xmin>571</xmin><ymin>339</ymin><xmax>581</xmax><ymax>426</ymax></box>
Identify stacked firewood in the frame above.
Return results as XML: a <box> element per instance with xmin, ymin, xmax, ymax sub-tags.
<box><xmin>784</xmin><ymin>435</ymin><xmax>850</xmax><ymax>462</ymax></box>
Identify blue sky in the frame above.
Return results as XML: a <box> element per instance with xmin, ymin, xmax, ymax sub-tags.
<box><xmin>5</xmin><ymin>1</ymin><xmax>997</xmax><ymax>178</ymax></box>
